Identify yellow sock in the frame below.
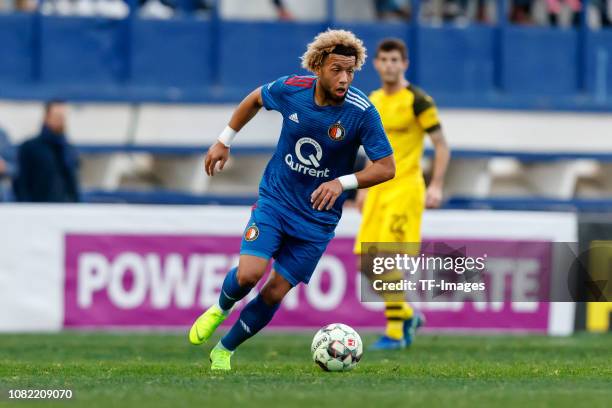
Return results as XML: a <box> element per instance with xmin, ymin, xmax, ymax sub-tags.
<box><xmin>371</xmin><ymin>264</ymin><xmax>415</xmax><ymax>340</ymax></box>
<box><xmin>384</xmin><ymin>301</ymin><xmax>414</xmax><ymax>340</ymax></box>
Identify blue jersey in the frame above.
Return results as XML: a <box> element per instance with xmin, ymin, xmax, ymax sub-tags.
<box><xmin>258</xmin><ymin>74</ymin><xmax>392</xmax><ymax>230</ymax></box>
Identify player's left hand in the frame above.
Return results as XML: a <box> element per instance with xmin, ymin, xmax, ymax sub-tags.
<box><xmin>425</xmin><ymin>184</ymin><xmax>443</xmax><ymax>208</ymax></box>
<box><xmin>311</xmin><ymin>179</ymin><xmax>343</xmax><ymax>211</ymax></box>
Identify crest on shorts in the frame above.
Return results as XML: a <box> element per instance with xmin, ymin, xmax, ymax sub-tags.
<box><xmin>244</xmin><ymin>224</ymin><xmax>259</xmax><ymax>241</ymax></box>
<box><xmin>328</xmin><ymin>122</ymin><xmax>345</xmax><ymax>141</ymax></box>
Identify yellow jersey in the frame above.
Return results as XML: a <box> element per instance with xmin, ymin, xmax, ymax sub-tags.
<box><xmin>353</xmin><ymin>84</ymin><xmax>441</xmax><ymax>252</ymax></box>
<box><xmin>368</xmin><ymin>84</ymin><xmax>441</xmax><ymax>191</ymax></box>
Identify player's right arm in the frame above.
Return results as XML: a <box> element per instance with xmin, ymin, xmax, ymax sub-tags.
<box><xmin>205</xmin><ymin>87</ymin><xmax>264</xmax><ymax>176</ymax></box>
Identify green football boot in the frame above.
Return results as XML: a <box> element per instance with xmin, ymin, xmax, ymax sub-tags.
<box><xmin>188</xmin><ymin>305</ymin><xmax>228</xmax><ymax>345</ymax></box>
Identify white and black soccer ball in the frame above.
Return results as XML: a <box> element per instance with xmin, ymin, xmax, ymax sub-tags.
<box><xmin>311</xmin><ymin>323</ymin><xmax>363</xmax><ymax>372</ymax></box>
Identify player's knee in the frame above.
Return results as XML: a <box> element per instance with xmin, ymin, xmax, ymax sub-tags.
<box><xmin>260</xmin><ymin>278</ymin><xmax>291</xmax><ymax>305</ymax></box>
<box><xmin>259</xmin><ymin>285</ymin><xmax>285</xmax><ymax>305</ymax></box>
<box><xmin>236</xmin><ymin>266</ymin><xmax>262</xmax><ymax>287</ymax></box>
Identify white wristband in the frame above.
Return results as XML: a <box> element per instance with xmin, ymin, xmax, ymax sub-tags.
<box><xmin>338</xmin><ymin>174</ymin><xmax>359</xmax><ymax>191</ymax></box>
<box><xmin>217</xmin><ymin>125</ymin><xmax>237</xmax><ymax>147</ymax></box>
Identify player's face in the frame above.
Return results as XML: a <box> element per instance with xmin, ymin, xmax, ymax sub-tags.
<box><xmin>44</xmin><ymin>103</ymin><xmax>67</xmax><ymax>135</ymax></box>
<box><xmin>317</xmin><ymin>54</ymin><xmax>356</xmax><ymax>102</ymax></box>
<box><xmin>374</xmin><ymin>50</ymin><xmax>408</xmax><ymax>85</ymax></box>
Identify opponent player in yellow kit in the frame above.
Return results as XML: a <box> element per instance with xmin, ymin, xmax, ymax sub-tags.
<box><xmin>355</xmin><ymin>38</ymin><xmax>450</xmax><ymax>350</ymax></box>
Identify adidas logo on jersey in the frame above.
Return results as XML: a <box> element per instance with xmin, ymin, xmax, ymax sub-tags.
<box><xmin>288</xmin><ymin>113</ymin><xmax>299</xmax><ymax>123</ymax></box>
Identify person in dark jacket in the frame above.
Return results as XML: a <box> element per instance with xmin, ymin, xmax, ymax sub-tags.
<box><xmin>14</xmin><ymin>101</ymin><xmax>80</xmax><ymax>203</ymax></box>
<box><xmin>0</xmin><ymin>126</ymin><xmax>17</xmax><ymax>202</ymax></box>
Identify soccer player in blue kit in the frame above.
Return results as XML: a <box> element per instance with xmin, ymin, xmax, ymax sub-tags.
<box><xmin>189</xmin><ymin>29</ymin><xmax>396</xmax><ymax>370</ymax></box>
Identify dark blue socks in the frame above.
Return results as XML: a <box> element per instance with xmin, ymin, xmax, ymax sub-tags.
<box><xmin>218</xmin><ymin>266</ymin><xmax>253</xmax><ymax>312</ymax></box>
<box><xmin>220</xmin><ymin>294</ymin><xmax>280</xmax><ymax>351</ymax></box>
<box><xmin>217</xmin><ymin>266</ymin><xmax>281</xmax><ymax>351</ymax></box>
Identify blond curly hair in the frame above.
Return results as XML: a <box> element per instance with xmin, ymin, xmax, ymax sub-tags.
<box><xmin>301</xmin><ymin>29</ymin><xmax>367</xmax><ymax>73</ymax></box>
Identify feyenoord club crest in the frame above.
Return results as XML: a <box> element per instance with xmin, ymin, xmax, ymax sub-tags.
<box><xmin>328</xmin><ymin>122</ymin><xmax>345</xmax><ymax>141</ymax></box>
<box><xmin>244</xmin><ymin>224</ymin><xmax>259</xmax><ymax>241</ymax></box>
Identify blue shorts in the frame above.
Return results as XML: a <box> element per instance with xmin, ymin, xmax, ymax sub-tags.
<box><xmin>240</xmin><ymin>199</ymin><xmax>335</xmax><ymax>286</ymax></box>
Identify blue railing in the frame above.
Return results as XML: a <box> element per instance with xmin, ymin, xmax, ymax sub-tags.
<box><xmin>0</xmin><ymin>0</ymin><xmax>610</xmax><ymax>110</ymax></box>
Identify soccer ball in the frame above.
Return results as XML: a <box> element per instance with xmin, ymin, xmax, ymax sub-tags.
<box><xmin>311</xmin><ymin>323</ymin><xmax>363</xmax><ymax>372</ymax></box>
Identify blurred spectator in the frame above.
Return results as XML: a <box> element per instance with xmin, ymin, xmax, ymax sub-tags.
<box><xmin>595</xmin><ymin>0</ymin><xmax>612</xmax><ymax>26</ymax></box>
<box><xmin>474</xmin><ymin>0</ymin><xmax>489</xmax><ymax>22</ymax></box>
<box><xmin>14</xmin><ymin>101</ymin><xmax>80</xmax><ymax>203</ymax></box>
<box><xmin>510</xmin><ymin>0</ymin><xmax>534</xmax><ymax>24</ymax></box>
<box><xmin>139</xmin><ymin>0</ymin><xmax>174</xmax><ymax>19</ymax></box>
<box><xmin>40</xmin><ymin>0</ymin><xmax>129</xmax><ymax>18</ymax></box>
<box><xmin>442</xmin><ymin>0</ymin><xmax>469</xmax><ymax>22</ymax></box>
<box><xmin>0</xmin><ymin>0</ymin><xmax>36</xmax><ymax>11</ymax></box>
<box><xmin>547</xmin><ymin>0</ymin><xmax>581</xmax><ymax>26</ymax></box>
<box><xmin>160</xmin><ymin>0</ymin><xmax>285</xmax><ymax>19</ymax></box>
<box><xmin>192</xmin><ymin>0</ymin><xmax>214</xmax><ymax>15</ymax></box>
<box><xmin>0</xmin><ymin>127</ymin><xmax>16</xmax><ymax>202</ymax></box>
<box><xmin>15</xmin><ymin>0</ymin><xmax>36</xmax><ymax>11</ymax></box>
<box><xmin>422</xmin><ymin>0</ymin><xmax>491</xmax><ymax>25</ymax></box>
<box><xmin>374</xmin><ymin>0</ymin><xmax>411</xmax><ymax>20</ymax></box>
<box><xmin>272</xmin><ymin>0</ymin><xmax>293</xmax><ymax>20</ymax></box>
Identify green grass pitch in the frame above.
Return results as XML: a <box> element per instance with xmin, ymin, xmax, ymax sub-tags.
<box><xmin>1</xmin><ymin>332</ymin><xmax>611</xmax><ymax>407</ymax></box>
